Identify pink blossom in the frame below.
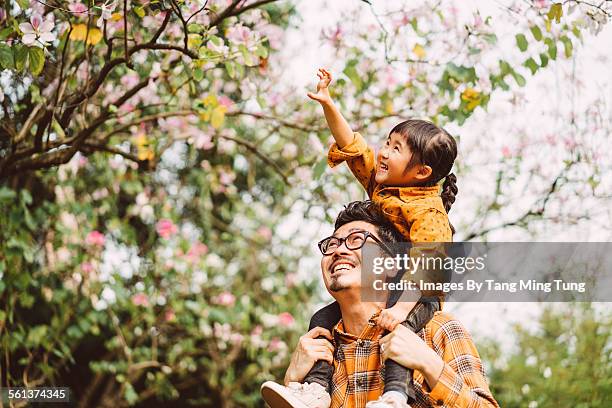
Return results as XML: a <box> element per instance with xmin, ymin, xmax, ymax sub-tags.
<box><xmin>219</xmin><ymin>169</ymin><xmax>236</xmax><ymax>185</ymax></box>
<box><xmin>20</xmin><ymin>13</ymin><xmax>56</xmax><ymax>47</ymax></box>
<box><xmin>257</xmin><ymin>226</ymin><xmax>272</xmax><ymax>241</ymax></box>
<box><xmin>226</xmin><ymin>23</ymin><xmax>257</xmax><ymax>46</ymax></box>
<box><xmin>186</xmin><ymin>242</ymin><xmax>209</xmax><ymax>262</ymax></box>
<box><xmin>85</xmin><ymin>230</ymin><xmax>105</xmax><ymax>247</ymax></box>
<box><xmin>193</xmin><ymin>131</ymin><xmax>215</xmax><ymax>150</ymax></box>
<box><xmin>97</xmin><ymin>0</ymin><xmax>117</xmax><ymax>28</ymax></box>
<box><xmin>131</xmin><ymin>293</ymin><xmax>150</xmax><ymax>307</ymax></box>
<box><xmin>156</xmin><ymin>219</ymin><xmax>178</xmax><ymax>238</ymax></box>
<box><xmin>501</xmin><ymin>146</ymin><xmax>512</xmax><ymax>158</ymax></box>
<box><xmin>165</xmin><ymin>308</ymin><xmax>176</xmax><ymax>322</ymax></box>
<box><xmin>251</xmin><ymin>325</ymin><xmax>263</xmax><ymax>336</ymax></box>
<box><xmin>285</xmin><ymin>273</ymin><xmax>298</xmax><ymax>288</ymax></box>
<box><xmin>68</xmin><ymin>2</ymin><xmax>88</xmax><ymax>16</ymax></box>
<box><xmin>278</xmin><ymin>312</ymin><xmax>295</xmax><ymax>327</ymax></box>
<box><xmin>268</xmin><ymin>337</ymin><xmax>286</xmax><ymax>352</ymax></box>
<box><xmin>213</xmin><ymin>291</ymin><xmax>236</xmax><ymax>306</ymax></box>
<box><xmin>121</xmin><ymin>73</ymin><xmax>140</xmax><ymax>88</ymax></box>
<box><xmin>218</xmin><ymin>95</ymin><xmax>234</xmax><ymax>109</ymax></box>
<box><xmin>81</xmin><ymin>262</ymin><xmax>94</xmax><ymax>274</ymax></box>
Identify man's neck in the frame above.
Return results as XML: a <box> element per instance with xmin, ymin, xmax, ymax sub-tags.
<box><xmin>336</xmin><ymin>295</ymin><xmax>381</xmax><ymax>336</ymax></box>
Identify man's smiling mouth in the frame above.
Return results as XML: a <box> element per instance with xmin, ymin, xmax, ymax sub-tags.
<box><xmin>331</xmin><ymin>259</ymin><xmax>355</xmax><ymax>275</ymax></box>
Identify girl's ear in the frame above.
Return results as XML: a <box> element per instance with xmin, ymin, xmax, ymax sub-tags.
<box><xmin>415</xmin><ymin>164</ymin><xmax>432</xmax><ymax>181</ymax></box>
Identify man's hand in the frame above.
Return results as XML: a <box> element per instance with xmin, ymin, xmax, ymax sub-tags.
<box><xmin>379</xmin><ymin>325</ymin><xmax>444</xmax><ymax>389</ymax></box>
<box><xmin>307</xmin><ymin>68</ymin><xmax>333</xmax><ymax>105</ymax></box>
<box><xmin>376</xmin><ymin>301</ymin><xmax>416</xmax><ymax>331</ymax></box>
<box><xmin>284</xmin><ymin>327</ymin><xmax>335</xmax><ymax>385</ymax></box>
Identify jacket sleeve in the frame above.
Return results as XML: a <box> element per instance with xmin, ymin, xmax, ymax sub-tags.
<box><xmin>327</xmin><ymin>132</ymin><xmax>377</xmax><ymax>197</ymax></box>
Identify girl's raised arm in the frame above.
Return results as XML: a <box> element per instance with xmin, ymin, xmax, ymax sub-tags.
<box><xmin>307</xmin><ymin>68</ymin><xmax>354</xmax><ymax>149</ymax></box>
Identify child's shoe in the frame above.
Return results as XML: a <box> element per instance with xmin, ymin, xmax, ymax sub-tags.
<box><xmin>261</xmin><ymin>381</ymin><xmax>331</xmax><ymax>408</ymax></box>
<box><xmin>365</xmin><ymin>391</ymin><xmax>410</xmax><ymax>408</ymax></box>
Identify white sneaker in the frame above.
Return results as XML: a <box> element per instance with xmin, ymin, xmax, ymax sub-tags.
<box><xmin>365</xmin><ymin>391</ymin><xmax>410</xmax><ymax>408</ymax></box>
<box><xmin>261</xmin><ymin>381</ymin><xmax>331</xmax><ymax>408</ymax></box>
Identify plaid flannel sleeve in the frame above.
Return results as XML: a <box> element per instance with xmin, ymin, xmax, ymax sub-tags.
<box><xmin>327</xmin><ymin>132</ymin><xmax>377</xmax><ymax>197</ymax></box>
<box><xmin>425</xmin><ymin>315</ymin><xmax>500</xmax><ymax>408</ymax></box>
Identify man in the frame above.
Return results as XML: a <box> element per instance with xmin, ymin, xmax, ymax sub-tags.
<box><xmin>262</xmin><ymin>201</ymin><xmax>498</xmax><ymax>408</ymax></box>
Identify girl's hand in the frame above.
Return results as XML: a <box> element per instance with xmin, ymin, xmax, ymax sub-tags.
<box><xmin>376</xmin><ymin>306</ymin><xmax>407</xmax><ymax>332</ymax></box>
<box><xmin>307</xmin><ymin>68</ymin><xmax>333</xmax><ymax>105</ymax></box>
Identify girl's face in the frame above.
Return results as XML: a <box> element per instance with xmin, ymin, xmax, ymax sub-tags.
<box><xmin>375</xmin><ymin>132</ymin><xmax>428</xmax><ymax>186</ymax></box>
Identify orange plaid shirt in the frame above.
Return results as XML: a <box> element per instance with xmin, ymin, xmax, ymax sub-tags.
<box><xmin>328</xmin><ymin>132</ymin><xmax>452</xmax><ymax>243</ymax></box>
<box><xmin>330</xmin><ymin>311</ymin><xmax>499</xmax><ymax>408</ymax></box>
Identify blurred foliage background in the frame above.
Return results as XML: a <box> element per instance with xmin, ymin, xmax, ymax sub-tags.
<box><xmin>0</xmin><ymin>0</ymin><xmax>611</xmax><ymax>406</ymax></box>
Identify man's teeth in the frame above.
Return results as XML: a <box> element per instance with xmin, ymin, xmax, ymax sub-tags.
<box><xmin>333</xmin><ymin>263</ymin><xmax>352</xmax><ymax>272</ymax></box>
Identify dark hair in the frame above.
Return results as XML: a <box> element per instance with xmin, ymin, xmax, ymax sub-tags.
<box><xmin>334</xmin><ymin>200</ymin><xmax>403</xmax><ymax>243</ymax></box>
<box><xmin>390</xmin><ymin>119</ymin><xmax>458</xmax><ymax>213</ymax></box>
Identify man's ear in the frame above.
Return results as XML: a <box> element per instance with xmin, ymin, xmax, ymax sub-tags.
<box><xmin>415</xmin><ymin>164</ymin><xmax>433</xmax><ymax>181</ymax></box>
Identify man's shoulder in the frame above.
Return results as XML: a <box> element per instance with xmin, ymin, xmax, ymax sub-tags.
<box><xmin>425</xmin><ymin>311</ymin><xmax>474</xmax><ymax>343</ymax></box>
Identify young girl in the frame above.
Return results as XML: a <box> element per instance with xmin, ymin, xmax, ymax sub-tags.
<box><xmin>262</xmin><ymin>68</ymin><xmax>458</xmax><ymax>408</ymax></box>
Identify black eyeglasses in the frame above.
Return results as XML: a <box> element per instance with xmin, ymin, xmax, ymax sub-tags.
<box><xmin>318</xmin><ymin>230</ymin><xmax>392</xmax><ymax>256</ymax></box>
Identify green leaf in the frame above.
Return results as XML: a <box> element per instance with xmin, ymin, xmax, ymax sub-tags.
<box><xmin>343</xmin><ymin>59</ymin><xmax>363</xmax><ymax>91</ymax></box>
<box><xmin>235</xmin><ymin>63</ymin><xmax>244</xmax><ymax>78</ymax></box>
<box><xmin>14</xmin><ymin>45</ymin><xmax>28</xmax><ymax>72</ymax></box>
<box><xmin>515</xmin><ymin>34</ymin><xmax>528</xmax><ymax>52</ymax></box>
<box><xmin>28</xmin><ymin>46</ymin><xmax>45</xmax><ymax>76</ymax></box>
<box><xmin>134</xmin><ymin>6</ymin><xmax>145</xmax><ymax>18</ymax></box>
<box><xmin>0</xmin><ymin>187</ymin><xmax>16</xmax><ymax>201</ymax></box>
<box><xmin>254</xmin><ymin>43</ymin><xmax>268</xmax><ymax>58</ymax></box>
<box><xmin>547</xmin><ymin>3</ymin><xmax>563</xmax><ymax>23</ymax></box>
<box><xmin>312</xmin><ymin>156</ymin><xmax>328</xmax><ymax>180</ymax></box>
<box><xmin>481</xmin><ymin>33</ymin><xmax>497</xmax><ymax>45</ymax></box>
<box><xmin>225</xmin><ymin>61</ymin><xmax>235</xmax><ymax>79</ymax></box>
<box><xmin>530</xmin><ymin>25</ymin><xmax>543</xmax><ymax>41</ymax></box>
<box><xmin>193</xmin><ymin>67</ymin><xmax>204</xmax><ymax>81</ymax></box>
<box><xmin>545</xmin><ymin>38</ymin><xmax>557</xmax><ymax>60</ymax></box>
<box><xmin>16</xmin><ymin>0</ymin><xmax>29</xmax><ymax>10</ymax></box>
<box><xmin>209</xmin><ymin>35</ymin><xmax>223</xmax><ymax>47</ymax></box>
<box><xmin>560</xmin><ymin>36</ymin><xmax>573</xmax><ymax>58</ymax></box>
<box><xmin>0</xmin><ymin>27</ymin><xmax>13</xmax><ymax>41</ymax></box>
<box><xmin>539</xmin><ymin>53</ymin><xmax>549</xmax><ymax>68</ymax></box>
<box><xmin>0</xmin><ymin>44</ymin><xmax>12</xmax><ymax>69</ymax></box>
<box><xmin>52</xmin><ymin>118</ymin><xmax>67</xmax><ymax>140</ymax></box>
<box><xmin>524</xmin><ymin>58</ymin><xmax>539</xmax><ymax>75</ymax></box>
<box><xmin>511</xmin><ymin>72</ymin><xmax>526</xmax><ymax>87</ymax></box>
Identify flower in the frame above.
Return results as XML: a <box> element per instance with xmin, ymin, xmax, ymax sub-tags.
<box><xmin>501</xmin><ymin>146</ymin><xmax>512</xmax><ymax>158</ymax></box>
<box><xmin>156</xmin><ymin>219</ymin><xmax>178</xmax><ymax>238</ymax></box>
<box><xmin>164</xmin><ymin>308</ymin><xmax>176</xmax><ymax>322</ymax></box>
<box><xmin>213</xmin><ymin>291</ymin><xmax>236</xmax><ymax>306</ymax></box>
<box><xmin>97</xmin><ymin>0</ymin><xmax>117</xmax><ymax>28</ymax></box>
<box><xmin>85</xmin><ymin>230</ymin><xmax>106</xmax><ymax>247</ymax></box>
<box><xmin>278</xmin><ymin>312</ymin><xmax>295</xmax><ymax>327</ymax></box>
<box><xmin>267</xmin><ymin>337</ymin><xmax>287</xmax><ymax>352</ymax></box>
<box><xmin>131</xmin><ymin>293</ymin><xmax>149</xmax><ymax>307</ymax></box>
<box><xmin>257</xmin><ymin>226</ymin><xmax>272</xmax><ymax>241</ymax></box>
<box><xmin>186</xmin><ymin>242</ymin><xmax>209</xmax><ymax>262</ymax></box>
<box><xmin>68</xmin><ymin>2</ymin><xmax>88</xmax><ymax>16</ymax></box>
<box><xmin>81</xmin><ymin>262</ymin><xmax>94</xmax><ymax>274</ymax></box>
<box><xmin>19</xmin><ymin>13</ymin><xmax>56</xmax><ymax>47</ymax></box>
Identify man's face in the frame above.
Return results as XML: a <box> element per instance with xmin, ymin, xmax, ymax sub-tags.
<box><xmin>320</xmin><ymin>220</ymin><xmax>382</xmax><ymax>293</ymax></box>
